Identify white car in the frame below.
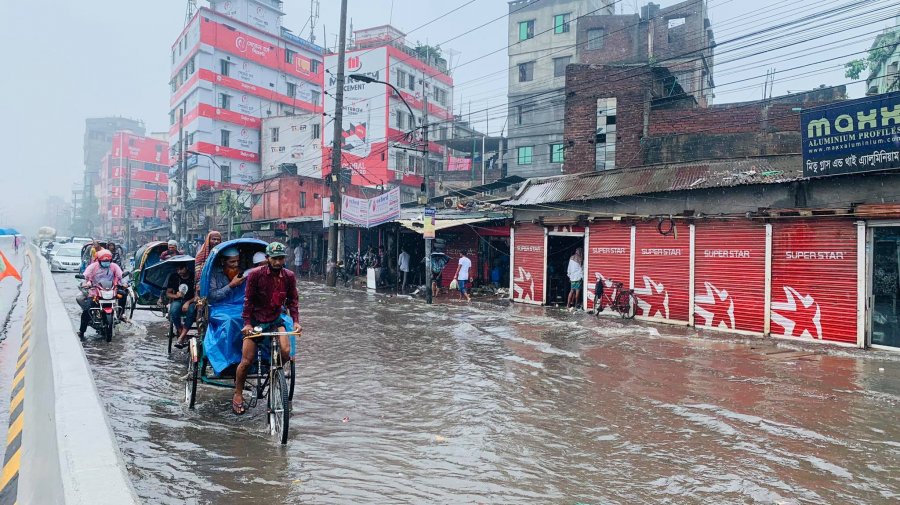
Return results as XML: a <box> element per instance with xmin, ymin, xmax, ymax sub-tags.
<box><xmin>50</xmin><ymin>245</ymin><xmax>83</xmax><ymax>273</ymax></box>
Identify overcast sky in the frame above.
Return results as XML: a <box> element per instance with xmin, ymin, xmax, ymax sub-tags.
<box><xmin>0</xmin><ymin>0</ymin><xmax>894</xmax><ymax>232</ymax></box>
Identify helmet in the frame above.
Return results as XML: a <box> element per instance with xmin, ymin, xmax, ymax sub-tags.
<box><xmin>265</xmin><ymin>242</ymin><xmax>287</xmax><ymax>258</ymax></box>
<box><xmin>96</xmin><ymin>249</ymin><xmax>113</xmax><ymax>261</ymax></box>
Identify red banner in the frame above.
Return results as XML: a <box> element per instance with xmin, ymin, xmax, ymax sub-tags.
<box><xmin>191</xmin><ymin>141</ymin><xmax>259</xmax><ymax>163</ymax></box>
<box><xmin>112</xmin><ymin>133</ymin><xmax>170</xmax><ymax>166</ymax></box>
<box><xmin>168</xmin><ymin>103</ymin><xmax>261</xmax><ymax>137</ymax></box>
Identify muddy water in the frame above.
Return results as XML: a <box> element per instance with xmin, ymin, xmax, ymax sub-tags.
<box><xmin>53</xmin><ymin>273</ymin><xmax>899</xmax><ymax>504</ymax></box>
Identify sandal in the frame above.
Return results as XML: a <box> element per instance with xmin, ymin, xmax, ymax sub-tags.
<box><xmin>173</xmin><ymin>338</ymin><xmax>188</xmax><ymax>349</ymax></box>
<box><xmin>232</xmin><ymin>399</ymin><xmax>247</xmax><ymax>415</ymax></box>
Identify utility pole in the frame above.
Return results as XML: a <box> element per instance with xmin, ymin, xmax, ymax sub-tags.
<box><xmin>423</xmin><ymin>68</ymin><xmax>433</xmax><ymax>304</ymax></box>
<box><xmin>178</xmin><ymin>109</ymin><xmax>187</xmax><ymax>244</ymax></box>
<box><xmin>326</xmin><ymin>0</ymin><xmax>349</xmax><ymax>287</ymax></box>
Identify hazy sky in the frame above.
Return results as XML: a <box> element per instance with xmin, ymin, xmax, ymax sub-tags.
<box><xmin>0</xmin><ymin>0</ymin><xmax>893</xmax><ymax>232</ymax></box>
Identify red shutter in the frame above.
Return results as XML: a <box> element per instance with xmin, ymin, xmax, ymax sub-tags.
<box><xmin>442</xmin><ymin>228</ymin><xmax>480</xmax><ymax>287</ymax></box>
<box><xmin>512</xmin><ymin>223</ymin><xmax>545</xmax><ymax>305</ymax></box>
<box><xmin>770</xmin><ymin>219</ymin><xmax>858</xmax><ymax>344</ymax></box>
<box><xmin>694</xmin><ymin>221</ymin><xmax>767</xmax><ymax>333</ymax></box>
<box><xmin>634</xmin><ymin>222</ymin><xmax>690</xmax><ymax>322</ymax></box>
<box><xmin>585</xmin><ymin>222</ymin><xmax>631</xmax><ymax>311</ymax></box>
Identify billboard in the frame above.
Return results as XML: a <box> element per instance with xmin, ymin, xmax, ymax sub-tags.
<box><xmin>324</xmin><ymin>47</ymin><xmax>389</xmax><ymax>186</ymax></box>
<box><xmin>112</xmin><ymin>133</ymin><xmax>170</xmax><ymax>166</ymax></box>
<box><xmin>802</xmin><ymin>91</ymin><xmax>900</xmax><ymax>177</ymax></box>
<box><xmin>341</xmin><ymin>187</ymin><xmax>400</xmax><ymax>228</ymax></box>
<box><xmin>261</xmin><ymin>115</ymin><xmax>322</xmax><ymax>178</ymax></box>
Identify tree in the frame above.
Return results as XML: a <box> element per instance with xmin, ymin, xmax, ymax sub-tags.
<box><xmin>218</xmin><ymin>190</ymin><xmax>245</xmax><ymax>240</ymax></box>
<box><xmin>414</xmin><ymin>43</ymin><xmax>442</xmax><ymax>61</ymax></box>
<box><xmin>845</xmin><ymin>31</ymin><xmax>899</xmax><ymax>82</ymax></box>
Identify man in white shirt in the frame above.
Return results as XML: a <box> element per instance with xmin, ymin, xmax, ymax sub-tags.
<box><xmin>567</xmin><ymin>247</ymin><xmax>584</xmax><ymax>310</ymax></box>
<box><xmin>293</xmin><ymin>244</ymin><xmax>303</xmax><ymax>276</ymax></box>
<box><xmin>453</xmin><ymin>249</ymin><xmax>473</xmax><ymax>302</ymax></box>
<box><xmin>398</xmin><ymin>248</ymin><xmax>410</xmax><ymax>292</ymax></box>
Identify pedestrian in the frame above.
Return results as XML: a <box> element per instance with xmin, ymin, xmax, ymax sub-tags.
<box><xmin>567</xmin><ymin>247</ymin><xmax>584</xmax><ymax>311</ymax></box>
<box><xmin>398</xmin><ymin>247</ymin><xmax>410</xmax><ymax>292</ymax></box>
<box><xmin>376</xmin><ymin>245</ymin><xmax>386</xmax><ymax>287</ymax></box>
<box><xmin>292</xmin><ymin>242</ymin><xmax>304</xmax><ymax>276</ymax></box>
<box><xmin>453</xmin><ymin>249</ymin><xmax>472</xmax><ymax>302</ymax></box>
<box><xmin>193</xmin><ymin>231</ymin><xmax>222</xmax><ymax>290</ymax></box>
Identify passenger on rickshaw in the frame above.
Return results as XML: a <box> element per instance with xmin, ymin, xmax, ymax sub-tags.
<box><xmin>168</xmin><ymin>263</ymin><xmax>197</xmax><ymax>348</ymax></box>
<box><xmin>233</xmin><ymin>242</ymin><xmax>298</xmax><ymax>415</ymax></box>
<box><xmin>193</xmin><ymin>231</ymin><xmax>222</xmax><ymax>290</ymax></box>
<box><xmin>160</xmin><ymin>240</ymin><xmax>182</xmax><ymax>261</ymax></box>
<box><xmin>251</xmin><ymin>251</ymin><xmax>267</xmax><ymax>268</ymax></box>
<box><xmin>208</xmin><ymin>247</ymin><xmax>245</xmax><ymax>303</ymax></box>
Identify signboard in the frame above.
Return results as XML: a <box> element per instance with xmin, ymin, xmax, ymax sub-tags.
<box><xmin>447</xmin><ymin>156</ymin><xmax>472</xmax><ymax>172</ymax></box>
<box><xmin>802</xmin><ymin>91</ymin><xmax>900</xmax><ymax>177</ymax></box>
<box><xmin>423</xmin><ymin>207</ymin><xmax>436</xmax><ymax>239</ymax></box>
<box><xmin>340</xmin><ymin>187</ymin><xmax>400</xmax><ymax>228</ymax></box>
<box><xmin>322</xmin><ymin>197</ymin><xmax>331</xmax><ymax>228</ymax></box>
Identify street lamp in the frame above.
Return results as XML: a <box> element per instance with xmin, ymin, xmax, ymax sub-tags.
<box><xmin>348</xmin><ymin>73</ymin><xmax>435</xmax><ymax>304</ymax></box>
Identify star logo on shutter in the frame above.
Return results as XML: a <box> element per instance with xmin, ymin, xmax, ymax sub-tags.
<box><xmin>694</xmin><ymin>281</ymin><xmax>735</xmax><ymax>329</ymax></box>
<box><xmin>771</xmin><ymin>286</ymin><xmax>822</xmax><ymax>339</ymax></box>
<box><xmin>513</xmin><ymin>266</ymin><xmax>535</xmax><ymax>302</ymax></box>
<box><xmin>634</xmin><ymin>275</ymin><xmax>669</xmax><ymax>319</ymax></box>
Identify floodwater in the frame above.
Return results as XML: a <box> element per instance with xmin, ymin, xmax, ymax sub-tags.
<box><xmin>52</xmin><ymin>273</ymin><xmax>899</xmax><ymax>504</ymax></box>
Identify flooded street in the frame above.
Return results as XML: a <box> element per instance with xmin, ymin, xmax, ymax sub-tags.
<box><xmin>52</xmin><ymin>272</ymin><xmax>899</xmax><ymax>504</ymax></box>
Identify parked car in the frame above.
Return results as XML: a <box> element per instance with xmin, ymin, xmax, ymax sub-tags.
<box><xmin>70</xmin><ymin>237</ymin><xmax>93</xmax><ymax>247</ymax></box>
<box><xmin>50</xmin><ymin>245</ymin><xmax>83</xmax><ymax>273</ymax></box>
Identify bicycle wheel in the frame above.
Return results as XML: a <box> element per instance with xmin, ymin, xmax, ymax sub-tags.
<box><xmin>618</xmin><ymin>291</ymin><xmax>637</xmax><ymax>319</ymax></box>
<box><xmin>167</xmin><ymin>320</ymin><xmax>175</xmax><ymax>355</ymax></box>
<box><xmin>268</xmin><ymin>368</ymin><xmax>290</xmax><ymax>445</ymax></box>
<box><xmin>185</xmin><ymin>341</ymin><xmax>199</xmax><ymax>408</ymax></box>
<box><xmin>288</xmin><ymin>358</ymin><xmax>295</xmax><ymax>402</ymax></box>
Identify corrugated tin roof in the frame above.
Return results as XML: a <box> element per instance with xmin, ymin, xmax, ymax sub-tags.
<box><xmin>504</xmin><ymin>156</ymin><xmax>802</xmax><ymax>207</ymax></box>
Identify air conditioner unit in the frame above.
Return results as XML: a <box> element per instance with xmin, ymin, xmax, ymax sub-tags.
<box><xmin>444</xmin><ymin>197</ymin><xmax>458</xmax><ymax>209</ymax></box>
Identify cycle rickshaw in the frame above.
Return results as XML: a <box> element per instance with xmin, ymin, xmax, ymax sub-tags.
<box><xmin>78</xmin><ymin>240</ymin><xmax>109</xmax><ymax>273</ymax></box>
<box><xmin>139</xmin><ymin>254</ymin><xmax>196</xmax><ymax>353</ymax></box>
<box><xmin>184</xmin><ymin>238</ymin><xmax>297</xmax><ymax>444</ymax></box>
<box><xmin>126</xmin><ymin>241</ymin><xmax>171</xmax><ymax>319</ymax></box>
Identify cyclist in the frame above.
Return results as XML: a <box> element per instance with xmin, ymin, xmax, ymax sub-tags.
<box><xmin>233</xmin><ymin>242</ymin><xmax>299</xmax><ymax>415</ymax></box>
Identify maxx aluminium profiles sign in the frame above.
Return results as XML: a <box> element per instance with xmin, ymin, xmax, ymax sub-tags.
<box><xmin>802</xmin><ymin>91</ymin><xmax>900</xmax><ymax>177</ymax></box>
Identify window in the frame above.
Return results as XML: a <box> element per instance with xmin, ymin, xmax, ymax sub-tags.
<box><xmin>300</xmin><ymin>192</ymin><xmax>307</xmax><ymax>208</ymax></box>
<box><xmin>169</xmin><ymin>111</ymin><xmax>176</xmax><ymax>126</ymax></box>
<box><xmin>310</xmin><ymin>90</ymin><xmax>321</xmax><ymax>106</ymax></box>
<box><xmin>284</xmin><ymin>48</ymin><xmax>295</xmax><ymax>64</ymax></box>
<box><xmin>171</xmin><ymin>48</ymin><xmax>175</xmax><ymax>64</ymax></box>
<box><xmin>516</xmin><ymin>104</ymin><xmax>535</xmax><ymax>125</ymax></box>
<box><xmin>433</xmin><ymin>87</ymin><xmax>448</xmax><ymax>106</ymax></box>
<box><xmin>518</xmin><ymin>61</ymin><xmax>534</xmax><ymax>82</ymax></box>
<box><xmin>553</xmin><ymin>56</ymin><xmax>571</xmax><ymax>78</ymax></box>
<box><xmin>220</xmin><ymin>129</ymin><xmax>230</xmax><ymax>147</ymax></box>
<box><xmin>187</xmin><ymin>56</ymin><xmax>195</xmax><ymax>74</ymax></box>
<box><xmin>551</xmin><ymin>143</ymin><xmax>565</xmax><ymax>163</ymax></box>
<box><xmin>310</xmin><ymin>60</ymin><xmax>320</xmax><ymax>73</ymax></box>
<box><xmin>271</xmin><ymin>127</ymin><xmax>280</xmax><ymax>143</ymax></box>
<box><xmin>396</xmin><ymin>69</ymin><xmax>406</xmax><ymax>88</ymax></box>
<box><xmin>439</xmin><ymin>127</ymin><xmax>448</xmax><ymax>141</ymax></box>
<box><xmin>408</xmin><ymin>74</ymin><xmax>416</xmax><ymax>91</ymax></box>
<box><xmin>517</xmin><ymin>146</ymin><xmax>533</xmax><ymax>165</ymax></box>
<box><xmin>170</xmin><ymin>79</ymin><xmax>177</xmax><ymax>92</ymax></box>
<box><xmin>286</xmin><ymin>82</ymin><xmax>297</xmax><ymax>98</ymax></box>
<box><xmin>218</xmin><ymin>93</ymin><xmax>231</xmax><ymax>109</ymax></box>
<box><xmin>587</xmin><ymin>28</ymin><xmax>605</xmax><ymax>50</ymax></box>
<box><xmin>595</xmin><ymin>97</ymin><xmax>617</xmax><ymax>170</ymax></box>
<box><xmin>554</xmin><ymin>13</ymin><xmax>571</xmax><ymax>34</ymax></box>
<box><xmin>220</xmin><ymin>59</ymin><xmax>230</xmax><ymax>76</ymax></box>
<box><xmin>186</xmin><ymin>132</ymin><xmax>195</xmax><ymax>145</ymax></box>
<box><xmin>312</xmin><ymin>123</ymin><xmax>321</xmax><ymax>139</ymax></box>
<box><xmin>220</xmin><ymin>165</ymin><xmax>231</xmax><ymax>183</ymax></box>
<box><xmin>518</xmin><ymin>20</ymin><xmax>535</xmax><ymax>41</ymax></box>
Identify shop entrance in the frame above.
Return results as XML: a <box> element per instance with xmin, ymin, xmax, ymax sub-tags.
<box><xmin>546</xmin><ymin>234</ymin><xmax>584</xmax><ymax>307</ymax></box>
<box><xmin>871</xmin><ymin>225</ymin><xmax>900</xmax><ymax>349</ymax></box>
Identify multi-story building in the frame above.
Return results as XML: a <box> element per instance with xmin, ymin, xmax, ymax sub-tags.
<box><xmin>864</xmin><ymin>16</ymin><xmax>900</xmax><ymax>95</ymax></box>
<box><xmin>507</xmin><ymin>0</ymin><xmax>614</xmax><ymax>179</ymax></box>
<box><xmin>99</xmin><ymin>132</ymin><xmax>169</xmax><ymax>238</ymax></box>
<box><xmin>167</xmin><ymin>0</ymin><xmax>324</xmax><ymax>198</ymax></box>
<box><xmin>324</xmin><ymin>25</ymin><xmax>455</xmax><ymax>203</ymax></box>
<box><xmin>82</xmin><ymin>117</ymin><xmax>145</xmax><ymax>233</ymax></box>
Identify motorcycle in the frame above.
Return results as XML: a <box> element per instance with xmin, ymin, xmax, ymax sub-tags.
<box><xmin>75</xmin><ymin>274</ymin><xmax>126</xmax><ymax>342</ymax></box>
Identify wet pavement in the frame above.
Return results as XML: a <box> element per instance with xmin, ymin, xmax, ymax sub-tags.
<box><xmin>51</xmin><ymin>272</ymin><xmax>900</xmax><ymax>504</ymax></box>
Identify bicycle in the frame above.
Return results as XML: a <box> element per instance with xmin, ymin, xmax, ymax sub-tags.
<box><xmin>593</xmin><ymin>278</ymin><xmax>636</xmax><ymax>319</ymax></box>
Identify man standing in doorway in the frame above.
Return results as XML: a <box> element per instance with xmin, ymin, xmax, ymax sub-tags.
<box><xmin>398</xmin><ymin>247</ymin><xmax>410</xmax><ymax>293</ymax></box>
<box><xmin>292</xmin><ymin>242</ymin><xmax>304</xmax><ymax>277</ymax></box>
<box><xmin>567</xmin><ymin>247</ymin><xmax>584</xmax><ymax>311</ymax></box>
<box><xmin>453</xmin><ymin>249</ymin><xmax>472</xmax><ymax>302</ymax></box>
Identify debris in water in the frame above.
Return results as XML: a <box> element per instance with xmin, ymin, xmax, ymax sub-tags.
<box><xmin>878</xmin><ymin>367</ymin><xmax>884</xmax><ymax>372</ymax></box>
<box><xmin>342</xmin><ymin>416</ymin><xmax>350</xmax><ymax>423</ymax></box>
<box><xmin>434</xmin><ymin>435</ymin><xmax>446</xmax><ymax>443</ymax></box>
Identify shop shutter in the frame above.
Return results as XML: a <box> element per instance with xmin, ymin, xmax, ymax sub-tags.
<box><xmin>512</xmin><ymin>223</ymin><xmax>546</xmax><ymax>305</ymax></box>
<box><xmin>440</xmin><ymin>227</ymin><xmax>480</xmax><ymax>287</ymax></box>
<box><xmin>694</xmin><ymin>221</ymin><xmax>767</xmax><ymax>334</ymax></box>
<box><xmin>770</xmin><ymin>219</ymin><xmax>857</xmax><ymax>344</ymax></box>
<box><xmin>634</xmin><ymin>221</ymin><xmax>691</xmax><ymax>322</ymax></box>
<box><xmin>585</xmin><ymin>221</ymin><xmax>632</xmax><ymax>311</ymax></box>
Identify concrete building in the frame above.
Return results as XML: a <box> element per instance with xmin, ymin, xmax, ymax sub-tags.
<box><xmin>260</xmin><ymin>114</ymin><xmax>323</xmax><ymax>178</ymax></box>
<box><xmin>82</xmin><ymin>117</ymin><xmax>145</xmax><ymax>233</ymax></box>
<box><xmin>168</xmin><ymin>0</ymin><xmax>324</xmax><ymax>197</ymax></box>
<box><xmin>99</xmin><ymin>132</ymin><xmax>169</xmax><ymax>238</ymax></box>
<box><xmin>506</xmin><ymin>0</ymin><xmax>614</xmax><ymax>179</ymax></box>
<box><xmin>864</xmin><ymin>16</ymin><xmax>900</xmax><ymax>96</ymax></box>
<box><xmin>324</xmin><ymin>25</ymin><xmax>456</xmax><ymax>203</ymax></box>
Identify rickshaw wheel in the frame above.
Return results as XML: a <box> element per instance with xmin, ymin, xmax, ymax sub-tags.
<box><xmin>288</xmin><ymin>359</ymin><xmax>295</xmax><ymax>402</ymax></box>
<box><xmin>167</xmin><ymin>320</ymin><xmax>175</xmax><ymax>355</ymax></box>
<box><xmin>269</xmin><ymin>367</ymin><xmax>290</xmax><ymax>445</ymax></box>
<box><xmin>185</xmin><ymin>339</ymin><xmax>200</xmax><ymax>408</ymax></box>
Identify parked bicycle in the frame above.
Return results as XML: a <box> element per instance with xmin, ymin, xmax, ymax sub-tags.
<box><xmin>593</xmin><ymin>276</ymin><xmax>636</xmax><ymax>319</ymax></box>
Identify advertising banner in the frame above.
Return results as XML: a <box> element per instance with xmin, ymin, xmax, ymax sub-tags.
<box><xmin>340</xmin><ymin>187</ymin><xmax>400</xmax><ymax>228</ymax></box>
<box><xmin>802</xmin><ymin>91</ymin><xmax>900</xmax><ymax>177</ymax></box>
<box><xmin>423</xmin><ymin>207</ymin><xmax>436</xmax><ymax>239</ymax></box>
<box><xmin>448</xmin><ymin>157</ymin><xmax>472</xmax><ymax>172</ymax></box>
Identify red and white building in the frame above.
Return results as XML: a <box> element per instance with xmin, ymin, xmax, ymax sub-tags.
<box><xmin>99</xmin><ymin>132</ymin><xmax>170</xmax><ymax>237</ymax></box>
<box><xmin>168</xmin><ymin>0</ymin><xmax>324</xmax><ymax>193</ymax></box>
<box><xmin>324</xmin><ymin>25</ymin><xmax>455</xmax><ymax>202</ymax></box>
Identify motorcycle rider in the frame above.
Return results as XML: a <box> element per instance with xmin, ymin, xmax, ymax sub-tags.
<box><xmin>77</xmin><ymin>249</ymin><xmax>127</xmax><ymax>340</ymax></box>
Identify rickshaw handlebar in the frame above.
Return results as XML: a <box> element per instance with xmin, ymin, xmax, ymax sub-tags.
<box><xmin>243</xmin><ymin>330</ymin><xmax>302</xmax><ymax>340</ymax></box>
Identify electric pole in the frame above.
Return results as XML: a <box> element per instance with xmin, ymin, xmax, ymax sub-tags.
<box><xmin>178</xmin><ymin>109</ymin><xmax>186</xmax><ymax>244</ymax></box>
<box><xmin>326</xmin><ymin>0</ymin><xmax>349</xmax><ymax>287</ymax></box>
<box><xmin>423</xmin><ymin>69</ymin><xmax>433</xmax><ymax>304</ymax></box>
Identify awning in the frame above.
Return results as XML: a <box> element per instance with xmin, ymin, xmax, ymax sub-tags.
<box><xmin>398</xmin><ymin>217</ymin><xmax>494</xmax><ymax>234</ymax></box>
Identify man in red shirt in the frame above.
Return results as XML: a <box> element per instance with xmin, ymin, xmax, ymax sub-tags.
<box><xmin>233</xmin><ymin>242</ymin><xmax>299</xmax><ymax>415</ymax></box>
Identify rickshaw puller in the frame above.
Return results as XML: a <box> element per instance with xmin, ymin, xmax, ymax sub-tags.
<box><xmin>234</xmin><ymin>242</ymin><xmax>299</xmax><ymax>415</ymax></box>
